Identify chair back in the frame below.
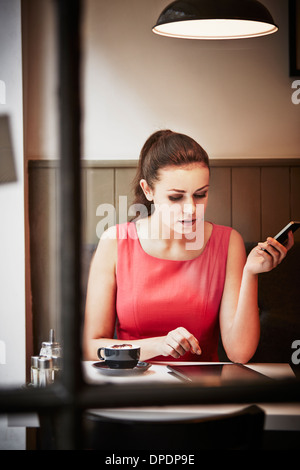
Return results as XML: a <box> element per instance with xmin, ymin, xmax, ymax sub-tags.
<box><xmin>83</xmin><ymin>405</ymin><xmax>265</xmax><ymax>450</ymax></box>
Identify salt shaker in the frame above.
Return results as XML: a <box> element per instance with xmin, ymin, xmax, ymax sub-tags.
<box><xmin>30</xmin><ymin>356</ymin><xmax>39</xmax><ymax>387</ymax></box>
<box><xmin>39</xmin><ymin>329</ymin><xmax>62</xmax><ymax>358</ymax></box>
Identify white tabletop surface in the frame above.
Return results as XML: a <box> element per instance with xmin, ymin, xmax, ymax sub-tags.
<box><xmin>83</xmin><ymin>360</ymin><xmax>296</xmax><ymax>383</ymax></box>
<box><xmin>83</xmin><ymin>361</ymin><xmax>300</xmax><ymax>431</ymax></box>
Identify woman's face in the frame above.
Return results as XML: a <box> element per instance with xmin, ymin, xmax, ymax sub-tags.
<box><xmin>140</xmin><ymin>163</ymin><xmax>210</xmax><ymax>239</ymax></box>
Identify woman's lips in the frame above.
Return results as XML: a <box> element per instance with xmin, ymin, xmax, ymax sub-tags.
<box><xmin>179</xmin><ymin>219</ymin><xmax>197</xmax><ymax>225</ymax></box>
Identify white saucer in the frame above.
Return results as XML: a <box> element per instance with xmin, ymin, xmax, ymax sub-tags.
<box><xmin>92</xmin><ymin>361</ymin><xmax>151</xmax><ymax>376</ymax></box>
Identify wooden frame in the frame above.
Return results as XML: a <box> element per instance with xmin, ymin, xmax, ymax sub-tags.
<box><xmin>289</xmin><ymin>0</ymin><xmax>300</xmax><ymax>76</ymax></box>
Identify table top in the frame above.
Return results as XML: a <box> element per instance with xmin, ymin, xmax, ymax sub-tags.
<box><xmin>83</xmin><ymin>361</ymin><xmax>300</xmax><ymax>431</ymax></box>
<box><xmin>83</xmin><ymin>360</ymin><xmax>295</xmax><ymax>384</ymax></box>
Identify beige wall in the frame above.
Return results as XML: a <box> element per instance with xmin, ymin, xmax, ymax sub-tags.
<box><xmin>0</xmin><ymin>0</ymin><xmax>26</xmax><ymax>450</ymax></box>
<box><xmin>22</xmin><ymin>0</ymin><xmax>300</xmax><ymax>162</ymax></box>
<box><xmin>0</xmin><ymin>0</ymin><xmax>25</xmax><ymax>387</ymax></box>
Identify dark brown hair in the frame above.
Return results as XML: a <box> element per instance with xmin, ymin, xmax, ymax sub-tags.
<box><xmin>131</xmin><ymin>130</ymin><xmax>210</xmax><ymax>216</ymax></box>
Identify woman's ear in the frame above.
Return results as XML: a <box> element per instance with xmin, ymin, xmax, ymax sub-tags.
<box><xmin>140</xmin><ymin>179</ymin><xmax>154</xmax><ymax>201</ymax></box>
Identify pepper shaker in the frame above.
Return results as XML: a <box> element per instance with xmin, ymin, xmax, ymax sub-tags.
<box><xmin>38</xmin><ymin>357</ymin><xmax>54</xmax><ymax>387</ymax></box>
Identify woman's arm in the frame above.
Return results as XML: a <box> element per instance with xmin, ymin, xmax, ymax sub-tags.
<box><xmin>83</xmin><ymin>227</ymin><xmax>201</xmax><ymax>361</ymax></box>
<box><xmin>83</xmin><ymin>226</ymin><xmax>152</xmax><ymax>359</ymax></box>
<box><xmin>219</xmin><ymin>229</ymin><xmax>294</xmax><ymax>364</ymax></box>
<box><xmin>83</xmin><ymin>226</ymin><xmax>119</xmax><ymax>359</ymax></box>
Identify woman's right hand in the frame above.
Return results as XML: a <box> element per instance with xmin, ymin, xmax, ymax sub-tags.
<box><xmin>159</xmin><ymin>327</ymin><xmax>202</xmax><ymax>359</ymax></box>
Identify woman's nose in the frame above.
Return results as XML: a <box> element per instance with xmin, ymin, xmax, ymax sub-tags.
<box><xmin>183</xmin><ymin>199</ymin><xmax>196</xmax><ymax>216</ymax></box>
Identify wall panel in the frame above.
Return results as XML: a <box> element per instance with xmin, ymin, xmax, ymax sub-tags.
<box><xmin>28</xmin><ymin>165</ymin><xmax>59</xmax><ymax>352</ymax></box>
<box><xmin>206</xmin><ymin>167</ymin><xmax>231</xmax><ymax>227</ymax></box>
<box><xmin>232</xmin><ymin>167</ymin><xmax>261</xmax><ymax>242</ymax></box>
<box><xmin>83</xmin><ymin>167</ymin><xmax>114</xmax><ymax>244</ymax></box>
<box><xmin>115</xmin><ymin>167</ymin><xmax>136</xmax><ymax>224</ymax></box>
<box><xmin>261</xmin><ymin>167</ymin><xmax>290</xmax><ymax>240</ymax></box>
<box><xmin>291</xmin><ymin>167</ymin><xmax>300</xmax><ymax>242</ymax></box>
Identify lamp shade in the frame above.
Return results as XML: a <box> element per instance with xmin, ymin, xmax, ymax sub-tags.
<box><xmin>152</xmin><ymin>0</ymin><xmax>278</xmax><ymax>39</ymax></box>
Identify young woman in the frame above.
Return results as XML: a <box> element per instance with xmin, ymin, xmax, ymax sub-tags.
<box><xmin>83</xmin><ymin>130</ymin><xmax>293</xmax><ymax>364</ymax></box>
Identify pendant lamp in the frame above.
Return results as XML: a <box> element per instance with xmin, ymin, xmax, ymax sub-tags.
<box><xmin>152</xmin><ymin>0</ymin><xmax>278</xmax><ymax>40</ymax></box>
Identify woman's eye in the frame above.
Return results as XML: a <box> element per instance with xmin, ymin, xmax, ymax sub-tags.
<box><xmin>168</xmin><ymin>193</ymin><xmax>207</xmax><ymax>202</ymax></box>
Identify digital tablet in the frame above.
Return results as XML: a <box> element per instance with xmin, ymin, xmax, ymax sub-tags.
<box><xmin>167</xmin><ymin>363</ymin><xmax>270</xmax><ymax>385</ymax></box>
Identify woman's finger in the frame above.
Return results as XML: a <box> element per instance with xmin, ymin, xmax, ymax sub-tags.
<box><xmin>167</xmin><ymin>333</ymin><xmax>189</xmax><ymax>356</ymax></box>
<box><xmin>257</xmin><ymin>242</ymin><xmax>276</xmax><ymax>267</ymax></box>
<box><xmin>179</xmin><ymin>327</ymin><xmax>202</xmax><ymax>355</ymax></box>
<box><xmin>164</xmin><ymin>343</ymin><xmax>181</xmax><ymax>358</ymax></box>
<box><xmin>170</xmin><ymin>327</ymin><xmax>201</xmax><ymax>355</ymax></box>
<box><xmin>258</xmin><ymin>241</ymin><xmax>282</xmax><ymax>266</ymax></box>
<box><xmin>285</xmin><ymin>231</ymin><xmax>295</xmax><ymax>251</ymax></box>
<box><xmin>267</xmin><ymin>237</ymin><xmax>289</xmax><ymax>264</ymax></box>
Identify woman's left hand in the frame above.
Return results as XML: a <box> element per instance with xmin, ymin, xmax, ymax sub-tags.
<box><xmin>245</xmin><ymin>230</ymin><xmax>294</xmax><ymax>275</ymax></box>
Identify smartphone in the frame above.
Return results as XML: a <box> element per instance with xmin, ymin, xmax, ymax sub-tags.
<box><xmin>274</xmin><ymin>221</ymin><xmax>300</xmax><ymax>245</ymax></box>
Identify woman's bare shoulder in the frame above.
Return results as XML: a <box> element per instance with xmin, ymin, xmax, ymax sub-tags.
<box><xmin>92</xmin><ymin>225</ymin><xmax>118</xmax><ymax>271</ymax></box>
<box><xmin>227</xmin><ymin>228</ymin><xmax>247</xmax><ymax>263</ymax></box>
<box><xmin>100</xmin><ymin>225</ymin><xmax>117</xmax><ymax>240</ymax></box>
<box><xmin>229</xmin><ymin>228</ymin><xmax>244</xmax><ymax>244</ymax></box>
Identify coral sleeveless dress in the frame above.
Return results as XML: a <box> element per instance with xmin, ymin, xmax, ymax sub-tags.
<box><xmin>116</xmin><ymin>222</ymin><xmax>232</xmax><ymax>361</ymax></box>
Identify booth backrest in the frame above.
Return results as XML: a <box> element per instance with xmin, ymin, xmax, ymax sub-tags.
<box><xmin>219</xmin><ymin>242</ymin><xmax>300</xmax><ymax>363</ymax></box>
